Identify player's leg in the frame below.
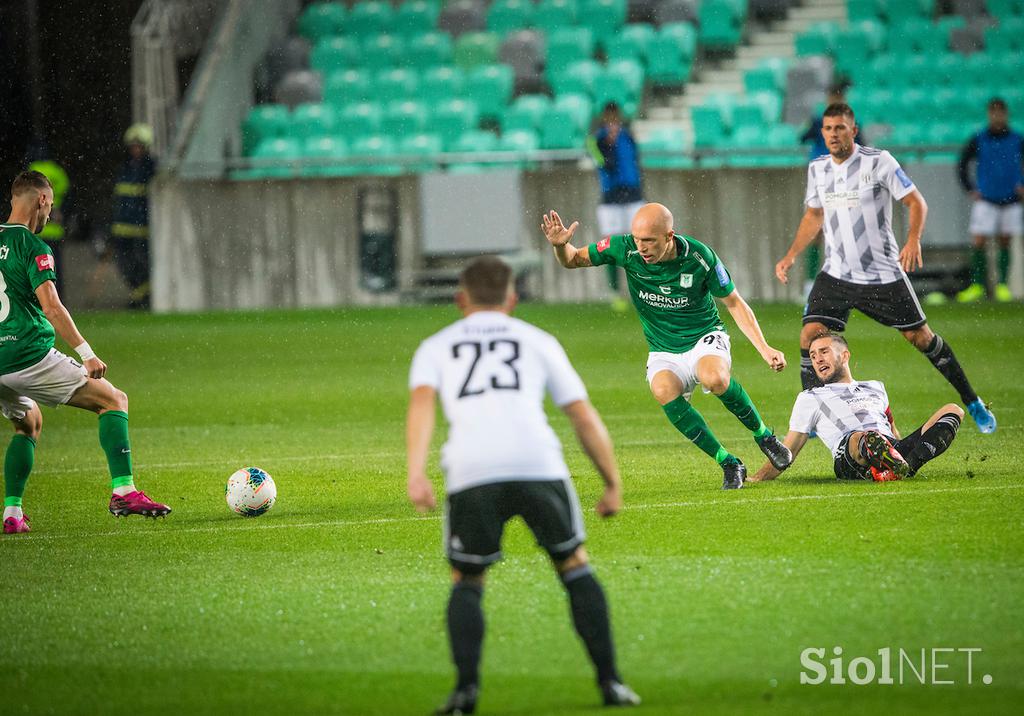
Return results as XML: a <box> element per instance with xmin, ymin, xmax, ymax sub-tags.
<box><xmin>894</xmin><ymin>404</ymin><xmax>964</xmax><ymax>476</ymax></box>
<box><xmin>1</xmin><ymin>394</ymin><xmax>41</xmax><ymax>534</ymax></box>
<box><xmin>803</xmin><ymin>235</ymin><xmax>822</xmax><ymax>299</ymax></box>
<box><xmin>898</xmin><ymin>323</ymin><xmax>994</xmax><ymax>433</ymax></box>
<box><xmin>801</xmin><ymin>273</ymin><xmax>853</xmax><ymax>389</ymax></box>
<box><xmin>836</xmin><ymin>430</ymin><xmax>909</xmax><ymax>481</ymax></box>
<box><xmin>436</xmin><ymin>484</ymin><xmax>508</xmax><ymax>714</ymax></box>
<box><xmin>648</xmin><ymin>360</ymin><xmax>742</xmax><ymax>488</ymax></box>
<box><xmin>520</xmin><ymin>479</ymin><xmax>639</xmax><ymax>707</ymax></box>
<box><xmin>65</xmin><ymin>377</ymin><xmax>172</xmax><ymax>516</ymax></box>
<box><xmin>995</xmin><ymin>231</ymin><xmax>1012</xmax><ymax>302</ymax></box>
<box><xmin>959</xmin><ymin>200</ymin><xmax>992</xmax><ymax>302</ymax></box>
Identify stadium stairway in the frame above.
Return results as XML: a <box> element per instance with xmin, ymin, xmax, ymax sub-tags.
<box><xmin>636</xmin><ymin>0</ymin><xmax>846</xmax><ymax>144</ymax></box>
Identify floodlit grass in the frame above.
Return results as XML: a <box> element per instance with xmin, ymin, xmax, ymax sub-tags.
<box><xmin>1</xmin><ymin>302</ymin><xmax>1021</xmax><ymax>715</ymax></box>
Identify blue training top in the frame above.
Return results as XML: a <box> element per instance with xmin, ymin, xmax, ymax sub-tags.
<box><xmin>958</xmin><ymin>127</ymin><xmax>1024</xmax><ymax>205</ymax></box>
<box><xmin>591</xmin><ymin>126</ymin><xmax>643</xmax><ymax>204</ymax></box>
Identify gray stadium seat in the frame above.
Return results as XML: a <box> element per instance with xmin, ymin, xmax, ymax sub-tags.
<box><xmin>255</xmin><ymin>37</ymin><xmax>310</xmax><ymax>104</ymax></box>
<box><xmin>627</xmin><ymin>0</ymin><xmax>659</xmax><ymax>24</ymax></box>
<box><xmin>500</xmin><ymin>30</ymin><xmax>546</xmax><ymax>92</ymax></box>
<box><xmin>783</xmin><ymin>56</ymin><xmax>832</xmax><ymax>126</ymax></box>
<box><xmin>749</xmin><ymin>0</ymin><xmax>793</xmax><ymax>22</ymax></box>
<box><xmin>951</xmin><ymin>0</ymin><xmax>987</xmax><ymax>18</ymax></box>
<box><xmin>273</xmin><ymin>69</ymin><xmax>323</xmax><ymax>107</ymax></box>
<box><xmin>438</xmin><ymin>0</ymin><xmax>487</xmax><ymax>38</ymax></box>
<box><xmin>654</xmin><ymin>0</ymin><xmax>699</xmax><ymax>26</ymax></box>
<box><xmin>950</xmin><ymin>25</ymin><xmax>985</xmax><ymax>54</ymax></box>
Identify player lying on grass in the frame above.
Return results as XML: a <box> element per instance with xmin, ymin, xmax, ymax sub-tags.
<box><xmin>1</xmin><ymin>171</ymin><xmax>170</xmax><ymax>534</ymax></box>
<box><xmin>542</xmin><ymin>202</ymin><xmax>791</xmax><ymax>489</ymax></box>
<box><xmin>406</xmin><ymin>256</ymin><xmax>640</xmax><ymax>713</ymax></box>
<box><xmin>749</xmin><ymin>332</ymin><xmax>964</xmax><ymax>483</ymax></box>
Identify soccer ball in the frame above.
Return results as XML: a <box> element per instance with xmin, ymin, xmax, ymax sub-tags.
<box><xmin>225</xmin><ymin>467</ymin><xmax>277</xmax><ymax>517</ymax></box>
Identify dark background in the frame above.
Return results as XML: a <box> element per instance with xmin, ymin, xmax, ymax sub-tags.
<box><xmin>0</xmin><ymin>0</ymin><xmax>147</xmax><ymax>234</ymax></box>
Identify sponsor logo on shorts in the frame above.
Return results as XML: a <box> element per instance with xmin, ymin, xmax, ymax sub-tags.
<box><xmin>35</xmin><ymin>254</ymin><xmax>54</xmax><ymax>271</ymax></box>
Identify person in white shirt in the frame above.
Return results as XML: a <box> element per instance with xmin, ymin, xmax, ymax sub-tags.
<box><xmin>775</xmin><ymin>102</ymin><xmax>996</xmax><ymax>435</ymax></box>
<box><xmin>406</xmin><ymin>256</ymin><xmax>640</xmax><ymax>713</ymax></box>
<box><xmin>749</xmin><ymin>332</ymin><xmax>964</xmax><ymax>483</ymax></box>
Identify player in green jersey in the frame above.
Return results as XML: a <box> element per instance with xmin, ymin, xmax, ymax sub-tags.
<box><xmin>542</xmin><ymin>203</ymin><xmax>792</xmax><ymax>489</ymax></box>
<box><xmin>1</xmin><ymin>171</ymin><xmax>170</xmax><ymax>534</ymax></box>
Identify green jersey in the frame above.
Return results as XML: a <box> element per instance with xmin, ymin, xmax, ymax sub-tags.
<box><xmin>0</xmin><ymin>223</ymin><xmax>58</xmax><ymax>374</ymax></box>
<box><xmin>588</xmin><ymin>233</ymin><xmax>736</xmax><ymax>353</ymax></box>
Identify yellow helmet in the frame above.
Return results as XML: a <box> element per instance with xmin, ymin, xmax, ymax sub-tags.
<box><xmin>123</xmin><ymin>123</ymin><xmax>154</xmax><ymax>147</ymax></box>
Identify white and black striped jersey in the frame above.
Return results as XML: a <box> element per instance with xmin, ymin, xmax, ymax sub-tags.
<box><xmin>789</xmin><ymin>380</ymin><xmax>895</xmax><ymax>457</ymax></box>
<box><xmin>409</xmin><ymin>311</ymin><xmax>588</xmax><ymax>495</ymax></box>
<box><xmin>805</xmin><ymin>144</ymin><xmax>917</xmax><ymax>285</ymax></box>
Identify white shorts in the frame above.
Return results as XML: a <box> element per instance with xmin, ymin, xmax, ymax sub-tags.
<box><xmin>0</xmin><ymin>349</ymin><xmax>88</xmax><ymax>419</ymax></box>
<box><xmin>969</xmin><ymin>200</ymin><xmax>1022</xmax><ymax>236</ymax></box>
<box><xmin>597</xmin><ymin>200</ymin><xmax>646</xmax><ymax>236</ymax></box>
<box><xmin>646</xmin><ymin>331</ymin><xmax>732</xmax><ymax>400</ymax></box>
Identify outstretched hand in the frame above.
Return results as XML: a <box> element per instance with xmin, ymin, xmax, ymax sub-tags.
<box><xmin>762</xmin><ymin>347</ymin><xmax>786</xmax><ymax>372</ymax></box>
<box><xmin>541</xmin><ymin>210</ymin><xmax>579</xmax><ymax>247</ymax></box>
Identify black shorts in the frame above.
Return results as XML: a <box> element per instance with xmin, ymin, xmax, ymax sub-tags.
<box><xmin>833</xmin><ymin>429</ymin><xmax>926</xmax><ymax>480</ymax></box>
<box><xmin>804</xmin><ymin>272</ymin><xmax>927</xmax><ymax>332</ymax></box>
<box><xmin>444</xmin><ymin>479</ymin><xmax>585</xmax><ymax>575</ymax></box>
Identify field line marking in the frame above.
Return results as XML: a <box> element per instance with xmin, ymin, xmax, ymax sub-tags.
<box><xmin>2</xmin><ymin>483</ymin><xmax>1020</xmax><ymax>545</ymax></box>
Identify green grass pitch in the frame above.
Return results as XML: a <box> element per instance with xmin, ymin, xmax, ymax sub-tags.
<box><xmin>1</xmin><ymin>302</ymin><xmax>1021</xmax><ymax>715</ymax></box>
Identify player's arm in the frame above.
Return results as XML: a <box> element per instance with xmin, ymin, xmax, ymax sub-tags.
<box><xmin>776</xmin><ymin>206</ymin><xmax>824</xmax><ymax>284</ymax></box>
<box><xmin>541</xmin><ymin>210</ymin><xmax>592</xmax><ymax>268</ymax></box>
<box><xmin>749</xmin><ymin>431</ymin><xmax>809</xmax><ymax>482</ymax></box>
<box><xmin>898</xmin><ymin>189</ymin><xmax>927</xmax><ymax>272</ymax></box>
<box><xmin>561</xmin><ymin>399</ymin><xmax>623</xmax><ymax>517</ymax></box>
<box><xmin>957</xmin><ymin>137</ymin><xmax>979</xmax><ymax>198</ymax></box>
<box><xmin>719</xmin><ymin>290</ymin><xmax>785</xmax><ymax>372</ymax></box>
<box><xmin>34</xmin><ymin>281</ymin><xmax>106</xmax><ymax>379</ymax></box>
<box><xmin>405</xmin><ymin>385</ymin><xmax>438</xmax><ymax>513</ymax></box>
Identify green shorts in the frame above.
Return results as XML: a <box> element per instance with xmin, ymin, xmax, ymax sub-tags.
<box><xmin>444</xmin><ymin>478</ymin><xmax>586</xmax><ymax>575</ymax></box>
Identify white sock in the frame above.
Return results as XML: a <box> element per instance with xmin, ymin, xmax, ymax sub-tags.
<box><xmin>112</xmin><ymin>484</ymin><xmax>136</xmax><ymax>497</ymax></box>
<box><xmin>3</xmin><ymin>505</ymin><xmax>24</xmax><ymax>521</ymax></box>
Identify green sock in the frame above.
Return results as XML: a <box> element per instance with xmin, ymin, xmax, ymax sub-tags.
<box><xmin>605</xmin><ymin>263</ymin><xmax>620</xmax><ymax>292</ymax></box>
<box><xmin>662</xmin><ymin>396</ymin><xmax>734</xmax><ymax>463</ymax></box>
<box><xmin>4</xmin><ymin>434</ymin><xmax>35</xmax><ymax>504</ymax></box>
<box><xmin>806</xmin><ymin>242</ymin><xmax>821</xmax><ymax>281</ymax></box>
<box><xmin>997</xmin><ymin>246</ymin><xmax>1010</xmax><ymax>284</ymax></box>
<box><xmin>717</xmin><ymin>378</ymin><xmax>771</xmax><ymax>439</ymax></box>
<box><xmin>99</xmin><ymin>411</ymin><xmax>134</xmax><ymax>490</ymax></box>
<box><xmin>971</xmin><ymin>247</ymin><xmax>987</xmax><ymax>286</ymax></box>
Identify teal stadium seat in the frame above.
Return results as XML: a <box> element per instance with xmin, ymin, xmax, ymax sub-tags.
<box><xmin>302</xmin><ymin>136</ymin><xmax>352</xmax><ymax>177</ymax></box>
<box><xmin>408</xmin><ymin>32</ymin><xmax>454</xmax><ymax>67</ymax></box>
<box><xmin>335</xmin><ymin>101</ymin><xmax>384</xmax><ymax>139</ymax></box>
<box><xmin>324</xmin><ymin>69</ymin><xmax>373</xmax><ymax>106</ymax></box>
<box><xmin>846</xmin><ymin>0</ymin><xmax>883</xmax><ymax>23</ymax></box>
<box><xmin>534</xmin><ymin>0</ymin><xmax>578</xmax><ymax>27</ymax></box>
<box><xmin>399</xmin><ymin>133</ymin><xmax>444</xmax><ymax>172</ymax></box>
<box><xmin>985</xmin><ymin>19</ymin><xmax>1024</xmax><ymax>53</ymax></box>
<box><xmin>896</xmin><ymin>18</ymin><xmax>945</xmax><ymax>54</ymax></box>
<box><xmin>487</xmin><ymin>0</ymin><xmax>534</xmax><ymax>35</ymax></box>
<box><xmin>349</xmin><ymin>134</ymin><xmax>402</xmax><ymax>175</ymax></box>
<box><xmin>297</xmin><ymin>2</ymin><xmax>346</xmax><ymax>41</ymax></box>
<box><xmin>499</xmin><ymin>129</ymin><xmax>541</xmax><ymax>168</ymax></box>
<box><xmin>987</xmin><ymin>0</ymin><xmax>1024</xmax><ymax>16</ymax></box>
<box><xmin>646</xmin><ymin>34</ymin><xmax>692</xmax><ymax>86</ymax></box>
<box><xmin>448</xmin><ymin>130</ymin><xmax>500</xmax><ymax>173</ymax></box>
<box><xmin>247</xmin><ymin>137</ymin><xmax>302</xmax><ymax>179</ymax></box>
<box><xmin>465</xmin><ymin>64</ymin><xmax>514</xmax><ymax>121</ymax></box>
<box><xmin>347</xmin><ymin>1</ymin><xmax>395</xmax><ymax>36</ymax></box>
<box><xmin>578</xmin><ymin>0</ymin><xmax>628</xmax><ymax>49</ymax></box>
<box><xmin>502</xmin><ymin>94</ymin><xmax>553</xmax><ymax>133</ymax></box>
<box><xmin>375</xmin><ymin>68</ymin><xmax>418</xmax><ymax>104</ymax></box>
<box><xmin>243</xmin><ymin>104</ymin><xmax>290</xmax><ymax>155</ymax></box>
<box><xmin>699</xmin><ymin>0</ymin><xmax>744</xmax><ymax>51</ymax></box>
<box><xmin>743</xmin><ymin>58</ymin><xmax>788</xmax><ymax>94</ymax></box>
<box><xmin>885</xmin><ymin>0</ymin><xmax>934</xmax><ymax>25</ymax></box>
<box><xmin>796</xmin><ymin>22</ymin><xmax>837</xmax><ymax>57</ymax></box>
<box><xmin>546</xmin><ymin>27</ymin><xmax>595</xmax><ymax>71</ymax></box>
<box><xmin>540</xmin><ymin>108</ymin><xmax>581</xmax><ymax>148</ymax></box>
<box><xmin>432</xmin><ymin>98</ymin><xmax>481</xmax><ymax>149</ymax></box>
<box><xmin>639</xmin><ymin>127</ymin><xmax>693</xmax><ymax>169</ymax></box>
<box><xmin>393</xmin><ymin>1</ymin><xmax>440</xmax><ymax>37</ymax></box>
<box><xmin>549</xmin><ymin>60</ymin><xmax>603</xmax><ymax>97</ymax></box>
<box><xmin>290</xmin><ymin>102</ymin><xmax>337</xmax><ymax>139</ymax></box>
<box><xmin>310</xmin><ymin>37</ymin><xmax>359</xmax><ymax>75</ymax></box>
<box><xmin>553</xmin><ymin>93</ymin><xmax>593</xmax><ymax>132</ymax></box>
<box><xmin>660</xmin><ymin>22</ymin><xmax>698</xmax><ymax>61</ymax></box>
<box><xmin>381</xmin><ymin>100</ymin><xmax>428</xmax><ymax>138</ymax></box>
<box><xmin>454</xmin><ymin>32</ymin><xmax>501</xmax><ymax>70</ymax></box>
<box><xmin>592</xmin><ymin>73</ymin><xmax>637</xmax><ymax>116</ymax></box>
<box><xmin>363</xmin><ymin>34</ymin><xmax>406</xmax><ymax>71</ymax></box>
<box><xmin>604</xmin><ymin>24</ymin><xmax>656</xmax><ymax>66</ymax></box>
<box><xmin>691</xmin><ymin>105</ymin><xmax>729</xmax><ymax>148</ymax></box>
<box><xmin>422</xmin><ymin>66</ymin><xmax>465</xmax><ymax>105</ymax></box>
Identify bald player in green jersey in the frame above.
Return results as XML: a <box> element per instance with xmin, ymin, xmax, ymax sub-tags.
<box><xmin>542</xmin><ymin>203</ymin><xmax>792</xmax><ymax>489</ymax></box>
<box><xmin>1</xmin><ymin>171</ymin><xmax>170</xmax><ymax>534</ymax></box>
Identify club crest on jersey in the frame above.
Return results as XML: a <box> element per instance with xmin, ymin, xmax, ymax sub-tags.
<box><xmin>861</xmin><ymin>171</ymin><xmax>874</xmax><ymax>185</ymax></box>
<box><xmin>596</xmin><ymin>236</ymin><xmax>611</xmax><ymax>252</ymax></box>
<box><xmin>35</xmin><ymin>254</ymin><xmax>54</xmax><ymax>271</ymax></box>
<box><xmin>680</xmin><ymin>274</ymin><xmax>693</xmax><ymax>288</ymax></box>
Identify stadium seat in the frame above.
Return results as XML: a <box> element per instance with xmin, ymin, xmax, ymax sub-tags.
<box><xmin>987</xmin><ymin>0</ymin><xmax>1024</xmax><ymax>16</ymax></box>
<box><xmin>885</xmin><ymin>0</ymin><xmax>935</xmax><ymax>24</ymax></box>
<box><xmin>699</xmin><ymin>0</ymin><xmax>744</xmax><ymax>51</ymax></box>
<box><xmin>273</xmin><ymin>70</ymin><xmax>323</xmax><ymax>107</ymax></box>
<box><xmin>691</xmin><ymin>105</ymin><xmax>729</xmax><ymax>147</ymax></box>
<box><xmin>659</xmin><ymin>23</ymin><xmax>698</xmax><ymax>60</ymax></box>
<box><xmin>408</xmin><ymin>32</ymin><xmax>454</xmax><ymax>67</ymax></box>
<box><xmin>896</xmin><ymin>19</ymin><xmax>946</xmax><ymax>54</ymax></box>
<box><xmin>545</xmin><ymin>27</ymin><xmax>595</xmax><ymax>71</ymax></box>
<box><xmin>454</xmin><ymin>32</ymin><xmax>501</xmax><ymax>70</ymax></box>
<box><xmin>448</xmin><ymin>130</ymin><xmax>501</xmax><ymax>173</ymax></box>
<box><xmin>399</xmin><ymin>133</ymin><xmax>444</xmax><ymax>172</ymax></box>
<box><xmin>247</xmin><ymin>137</ymin><xmax>302</xmax><ymax>179</ymax></box>
<box><xmin>534</xmin><ymin>0</ymin><xmax>578</xmax><ymax>27</ymax></box>
<box><xmin>501</xmin><ymin>94</ymin><xmax>553</xmax><ymax>133</ymax></box>
<box><xmin>290</xmin><ymin>102</ymin><xmax>337</xmax><ymax>139</ymax></box>
<box><xmin>323</xmin><ymin>68</ymin><xmax>373</xmax><ymax>106</ymax></box>
<box><xmin>362</xmin><ymin>34</ymin><xmax>407</xmax><ymax>71</ymax></box>
<box><xmin>432</xmin><ymin>98</ymin><xmax>482</xmax><ymax>148</ymax></box>
<box><xmin>498</xmin><ymin>129</ymin><xmax>541</xmax><ymax>168</ymax></box>
<box><xmin>592</xmin><ymin>73</ymin><xmax>637</xmax><ymax>117</ymax></box>
<box><xmin>381</xmin><ymin>100</ymin><xmax>428</xmax><ymax>138</ymax></box>
<box><xmin>465</xmin><ymin>64</ymin><xmax>514</xmax><ymax>121</ymax></box>
<box><xmin>654</xmin><ymin>0</ymin><xmax>699</xmax><ymax>25</ymax></box>
<box><xmin>499</xmin><ymin>30</ymin><xmax>546</xmax><ymax>91</ymax></box>
<box><xmin>349</xmin><ymin>134</ymin><xmax>402</xmax><ymax>175</ymax></box>
<box><xmin>347</xmin><ymin>1</ymin><xmax>395</xmax><ymax>36</ymax></box>
<box><xmin>553</xmin><ymin>93</ymin><xmax>593</xmax><ymax>131</ymax></box>
<box><xmin>985</xmin><ymin>20</ymin><xmax>1024</xmax><ymax>53</ymax></box>
<box><xmin>540</xmin><ymin>108</ymin><xmax>582</xmax><ymax>148</ymax></box>
<box><xmin>646</xmin><ymin>34</ymin><xmax>692</xmax><ymax>86</ymax></box>
<box><xmin>607</xmin><ymin>59</ymin><xmax>645</xmax><ymax>97</ymax></box>
<box><xmin>297</xmin><ymin>2</ymin><xmax>346</xmax><ymax>41</ymax></box>
<box><xmin>846</xmin><ymin>0</ymin><xmax>883</xmax><ymax>23</ymax></box>
<box><xmin>744</xmin><ymin>58</ymin><xmax>788</xmax><ymax>94</ymax></box>
<box><xmin>579</xmin><ymin>0</ymin><xmax>628</xmax><ymax>48</ymax></box>
<box><xmin>438</xmin><ymin>0</ymin><xmax>488</xmax><ymax>37</ymax></box>
<box><xmin>242</xmin><ymin>105</ymin><xmax>290</xmax><ymax>155</ymax></box>
<box><xmin>310</xmin><ymin>37</ymin><xmax>359</xmax><ymax>75</ymax></box>
<box><xmin>795</xmin><ymin>22</ymin><xmax>837</xmax><ymax>57</ymax></box>
<box><xmin>335</xmin><ymin>101</ymin><xmax>384</xmax><ymax>139</ymax></box>
<box><xmin>549</xmin><ymin>59</ymin><xmax>603</xmax><ymax>96</ymax></box>
<box><xmin>639</xmin><ymin>126</ymin><xmax>693</xmax><ymax>169</ymax></box>
<box><xmin>393</xmin><ymin>0</ymin><xmax>441</xmax><ymax>37</ymax></box>
<box><xmin>375</xmin><ymin>68</ymin><xmax>418</xmax><ymax>104</ymax></box>
<box><xmin>422</xmin><ymin>66</ymin><xmax>466</xmax><ymax>105</ymax></box>
<box><xmin>487</xmin><ymin>0</ymin><xmax>535</xmax><ymax>34</ymax></box>
<box><xmin>302</xmin><ymin>135</ymin><xmax>353</xmax><ymax>177</ymax></box>
<box><xmin>604</xmin><ymin>24</ymin><xmax>656</xmax><ymax>66</ymax></box>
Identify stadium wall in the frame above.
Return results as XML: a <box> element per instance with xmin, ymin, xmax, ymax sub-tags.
<box><xmin>151</xmin><ymin>161</ymin><xmax>978</xmax><ymax>311</ymax></box>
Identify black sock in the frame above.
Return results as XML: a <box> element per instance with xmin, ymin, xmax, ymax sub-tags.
<box><xmin>800</xmin><ymin>349</ymin><xmax>822</xmax><ymax>390</ymax></box>
<box><xmin>906</xmin><ymin>412</ymin><xmax>961</xmax><ymax>473</ymax></box>
<box><xmin>563</xmin><ymin>565</ymin><xmax>620</xmax><ymax>684</ymax></box>
<box><xmin>922</xmin><ymin>335</ymin><xmax>978</xmax><ymax>405</ymax></box>
<box><xmin>447</xmin><ymin>581</ymin><xmax>484</xmax><ymax>690</ymax></box>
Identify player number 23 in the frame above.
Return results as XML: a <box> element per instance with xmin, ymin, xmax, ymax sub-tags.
<box><xmin>452</xmin><ymin>340</ymin><xmax>521</xmax><ymax>398</ymax></box>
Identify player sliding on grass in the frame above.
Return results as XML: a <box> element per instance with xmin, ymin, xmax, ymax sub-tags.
<box><xmin>749</xmin><ymin>332</ymin><xmax>963</xmax><ymax>483</ymax></box>
<box><xmin>542</xmin><ymin>202</ymin><xmax>791</xmax><ymax>489</ymax></box>
<box><xmin>406</xmin><ymin>256</ymin><xmax>639</xmax><ymax>713</ymax></box>
<box><xmin>1</xmin><ymin>171</ymin><xmax>170</xmax><ymax>534</ymax></box>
